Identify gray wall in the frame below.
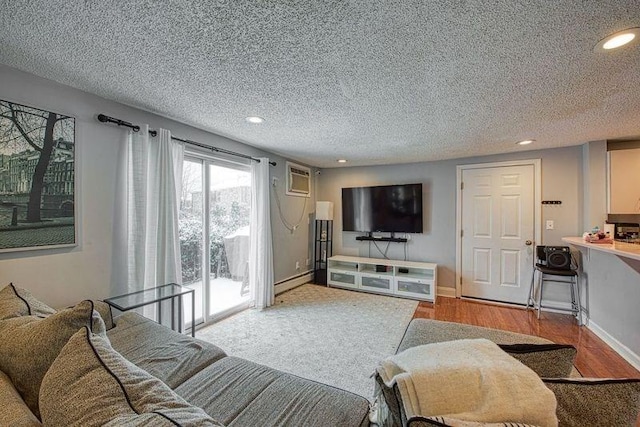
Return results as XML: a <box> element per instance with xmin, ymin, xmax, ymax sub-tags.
<box><xmin>0</xmin><ymin>64</ymin><xmax>313</xmax><ymax>308</ymax></box>
<box><xmin>576</xmin><ymin>248</ymin><xmax>640</xmax><ymax>365</ymax></box>
<box><xmin>317</xmin><ymin>146</ymin><xmax>585</xmax><ymax>294</ymax></box>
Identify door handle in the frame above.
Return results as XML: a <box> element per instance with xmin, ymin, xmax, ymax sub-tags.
<box><xmin>525</xmin><ymin>240</ymin><xmax>533</xmax><ymax>246</ymax></box>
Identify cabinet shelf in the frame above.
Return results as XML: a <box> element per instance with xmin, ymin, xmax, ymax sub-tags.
<box><xmin>396</xmin><ymin>272</ymin><xmax>432</xmax><ymax>280</ymax></box>
<box><xmin>360</xmin><ymin>266</ymin><xmax>393</xmax><ymax>276</ymax></box>
<box><xmin>361</xmin><ymin>270</ymin><xmax>394</xmax><ymax>277</ymax></box>
<box><xmin>331</xmin><ymin>264</ymin><xmax>358</xmax><ymax>272</ymax></box>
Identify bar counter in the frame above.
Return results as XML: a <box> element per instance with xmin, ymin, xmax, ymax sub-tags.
<box><xmin>562</xmin><ymin>236</ymin><xmax>640</xmax><ymax>372</ymax></box>
<box><xmin>562</xmin><ymin>236</ymin><xmax>640</xmax><ymax>262</ymax></box>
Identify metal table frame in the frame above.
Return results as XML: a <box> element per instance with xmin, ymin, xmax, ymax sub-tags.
<box><xmin>104</xmin><ymin>283</ymin><xmax>195</xmax><ymax>337</ymax></box>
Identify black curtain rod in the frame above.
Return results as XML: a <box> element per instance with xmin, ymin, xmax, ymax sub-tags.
<box><xmin>97</xmin><ymin>114</ymin><xmax>276</xmax><ymax>166</ymax></box>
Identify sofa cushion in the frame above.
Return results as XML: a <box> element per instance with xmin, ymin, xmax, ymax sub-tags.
<box><xmin>543</xmin><ymin>378</ymin><xmax>640</xmax><ymax>426</ymax></box>
<box><xmin>397</xmin><ymin>319</ymin><xmax>551</xmax><ymax>353</ymax></box>
<box><xmin>498</xmin><ymin>343</ymin><xmax>577</xmax><ymax>378</ymax></box>
<box><xmin>0</xmin><ymin>370</ymin><xmax>41</xmax><ymax>427</ymax></box>
<box><xmin>0</xmin><ymin>300</ymin><xmax>104</xmax><ymax>417</ymax></box>
<box><xmin>176</xmin><ymin>356</ymin><xmax>370</xmax><ymax>427</ymax></box>
<box><xmin>0</xmin><ymin>283</ymin><xmax>56</xmax><ymax>320</ymax></box>
<box><xmin>108</xmin><ymin>312</ymin><xmax>227</xmax><ymax>388</ymax></box>
<box><xmin>39</xmin><ymin>327</ymin><xmax>221</xmax><ymax>427</ymax></box>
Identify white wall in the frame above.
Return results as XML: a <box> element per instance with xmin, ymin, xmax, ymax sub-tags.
<box><xmin>609</xmin><ymin>148</ymin><xmax>640</xmax><ymax>213</ymax></box>
<box><xmin>0</xmin><ymin>65</ymin><xmax>313</xmax><ymax>308</ymax></box>
<box><xmin>582</xmin><ymin>140</ymin><xmax>608</xmax><ymax>231</ymax></box>
<box><xmin>317</xmin><ymin>146</ymin><xmax>584</xmax><ymax>297</ymax></box>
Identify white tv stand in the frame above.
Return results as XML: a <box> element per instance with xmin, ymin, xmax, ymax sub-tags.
<box><xmin>327</xmin><ymin>255</ymin><xmax>437</xmax><ymax>302</ymax></box>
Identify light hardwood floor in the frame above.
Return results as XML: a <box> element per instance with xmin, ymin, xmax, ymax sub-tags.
<box><xmin>413</xmin><ymin>297</ymin><xmax>640</xmax><ymax>379</ymax></box>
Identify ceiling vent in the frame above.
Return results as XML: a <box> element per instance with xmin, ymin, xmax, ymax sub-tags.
<box><xmin>286</xmin><ymin>162</ymin><xmax>311</xmax><ymax>197</ymax></box>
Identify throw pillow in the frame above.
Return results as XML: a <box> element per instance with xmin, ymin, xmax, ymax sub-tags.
<box><xmin>0</xmin><ymin>283</ymin><xmax>56</xmax><ymax>320</ymax></box>
<box><xmin>544</xmin><ymin>378</ymin><xmax>640</xmax><ymax>426</ymax></box>
<box><xmin>0</xmin><ymin>300</ymin><xmax>105</xmax><ymax>418</ymax></box>
<box><xmin>90</xmin><ymin>300</ymin><xmax>114</xmax><ymax>330</ymax></box>
<box><xmin>498</xmin><ymin>343</ymin><xmax>577</xmax><ymax>377</ymax></box>
<box><xmin>39</xmin><ymin>327</ymin><xmax>222</xmax><ymax>427</ymax></box>
<box><xmin>0</xmin><ymin>370</ymin><xmax>41</xmax><ymax>427</ymax></box>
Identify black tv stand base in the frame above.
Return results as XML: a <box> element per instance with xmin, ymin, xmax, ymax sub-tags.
<box><xmin>355</xmin><ymin>236</ymin><xmax>408</xmax><ymax>243</ymax></box>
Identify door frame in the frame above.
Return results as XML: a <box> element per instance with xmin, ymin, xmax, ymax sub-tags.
<box><xmin>455</xmin><ymin>159</ymin><xmax>542</xmax><ymax>298</ymax></box>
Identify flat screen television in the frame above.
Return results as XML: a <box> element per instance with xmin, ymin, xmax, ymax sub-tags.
<box><xmin>342</xmin><ymin>183</ymin><xmax>423</xmax><ymax>233</ymax></box>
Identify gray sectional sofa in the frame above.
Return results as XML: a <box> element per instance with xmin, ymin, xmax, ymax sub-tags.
<box><xmin>0</xmin><ymin>284</ymin><xmax>370</xmax><ymax>427</ymax></box>
<box><xmin>2</xmin><ymin>282</ymin><xmax>638</xmax><ymax>426</ymax></box>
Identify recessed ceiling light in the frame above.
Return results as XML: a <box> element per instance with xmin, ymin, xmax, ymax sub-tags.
<box><xmin>595</xmin><ymin>28</ymin><xmax>640</xmax><ymax>52</ymax></box>
<box><xmin>245</xmin><ymin>116</ymin><xmax>264</xmax><ymax>124</ymax></box>
<box><xmin>337</xmin><ymin>159</ymin><xmax>347</xmax><ymax>163</ymax></box>
<box><xmin>516</xmin><ymin>139</ymin><xmax>535</xmax><ymax>146</ymax></box>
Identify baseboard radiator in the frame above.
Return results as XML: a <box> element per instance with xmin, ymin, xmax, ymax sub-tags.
<box><xmin>274</xmin><ymin>271</ymin><xmax>313</xmax><ymax>295</ymax></box>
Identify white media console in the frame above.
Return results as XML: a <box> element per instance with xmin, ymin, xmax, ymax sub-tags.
<box><xmin>327</xmin><ymin>255</ymin><xmax>437</xmax><ymax>302</ymax></box>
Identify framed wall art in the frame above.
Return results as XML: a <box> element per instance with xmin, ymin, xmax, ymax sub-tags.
<box><xmin>0</xmin><ymin>99</ymin><xmax>76</xmax><ymax>252</ymax></box>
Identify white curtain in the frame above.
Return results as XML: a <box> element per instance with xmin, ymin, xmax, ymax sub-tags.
<box><xmin>249</xmin><ymin>157</ymin><xmax>274</xmax><ymax>309</ymax></box>
<box><xmin>127</xmin><ymin>125</ymin><xmax>184</xmax><ymax>315</ymax></box>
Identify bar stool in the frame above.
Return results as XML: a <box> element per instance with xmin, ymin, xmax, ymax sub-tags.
<box><xmin>526</xmin><ymin>248</ymin><xmax>582</xmax><ymax>325</ymax></box>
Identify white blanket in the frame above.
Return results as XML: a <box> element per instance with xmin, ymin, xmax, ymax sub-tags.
<box><xmin>377</xmin><ymin>338</ymin><xmax>557</xmax><ymax>427</ymax></box>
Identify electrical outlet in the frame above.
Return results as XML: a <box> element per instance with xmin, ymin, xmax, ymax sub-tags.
<box><xmin>295</xmin><ymin>261</ymin><xmax>300</xmax><ymax>270</ymax></box>
<box><xmin>546</xmin><ymin>220</ymin><xmax>554</xmax><ymax>230</ymax></box>
<box><xmin>305</xmin><ymin>258</ymin><xmax>310</xmax><ymax>266</ymax></box>
<box><xmin>272</xmin><ymin>177</ymin><xmax>278</xmax><ymax>186</ymax></box>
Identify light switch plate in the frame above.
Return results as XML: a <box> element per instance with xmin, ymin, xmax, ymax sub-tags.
<box><xmin>546</xmin><ymin>220</ymin><xmax>554</xmax><ymax>230</ymax></box>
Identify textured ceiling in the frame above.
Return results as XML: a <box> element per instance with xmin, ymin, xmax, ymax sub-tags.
<box><xmin>1</xmin><ymin>1</ymin><xmax>639</xmax><ymax>168</ymax></box>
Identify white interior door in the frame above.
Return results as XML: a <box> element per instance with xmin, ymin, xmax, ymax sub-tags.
<box><xmin>460</xmin><ymin>164</ymin><xmax>535</xmax><ymax>304</ymax></box>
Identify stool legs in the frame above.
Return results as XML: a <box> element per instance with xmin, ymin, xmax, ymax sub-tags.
<box><xmin>532</xmin><ymin>270</ymin><xmax>581</xmax><ymax>324</ymax></box>
<box><xmin>572</xmin><ymin>275</ymin><xmax>583</xmax><ymax>326</ymax></box>
<box><xmin>526</xmin><ymin>268</ymin><xmax>536</xmax><ymax>310</ymax></box>
<box><xmin>536</xmin><ymin>271</ymin><xmax>543</xmax><ymax>319</ymax></box>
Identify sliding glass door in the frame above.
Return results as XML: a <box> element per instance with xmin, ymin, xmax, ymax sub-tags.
<box><xmin>179</xmin><ymin>155</ymin><xmax>252</xmax><ymax>328</ymax></box>
<box><xmin>208</xmin><ymin>164</ymin><xmax>251</xmax><ymax>316</ymax></box>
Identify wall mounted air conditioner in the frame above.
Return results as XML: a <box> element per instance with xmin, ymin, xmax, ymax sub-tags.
<box><xmin>286</xmin><ymin>161</ymin><xmax>311</xmax><ymax>197</ymax></box>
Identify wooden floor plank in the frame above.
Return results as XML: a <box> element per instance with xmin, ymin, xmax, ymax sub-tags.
<box><xmin>413</xmin><ymin>297</ymin><xmax>640</xmax><ymax>379</ymax></box>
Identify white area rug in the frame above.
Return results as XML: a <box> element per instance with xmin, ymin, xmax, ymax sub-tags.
<box><xmin>197</xmin><ymin>284</ymin><xmax>418</xmax><ymax>400</ymax></box>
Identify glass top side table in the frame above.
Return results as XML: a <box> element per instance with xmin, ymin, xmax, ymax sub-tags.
<box><xmin>104</xmin><ymin>283</ymin><xmax>195</xmax><ymax>337</ymax></box>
